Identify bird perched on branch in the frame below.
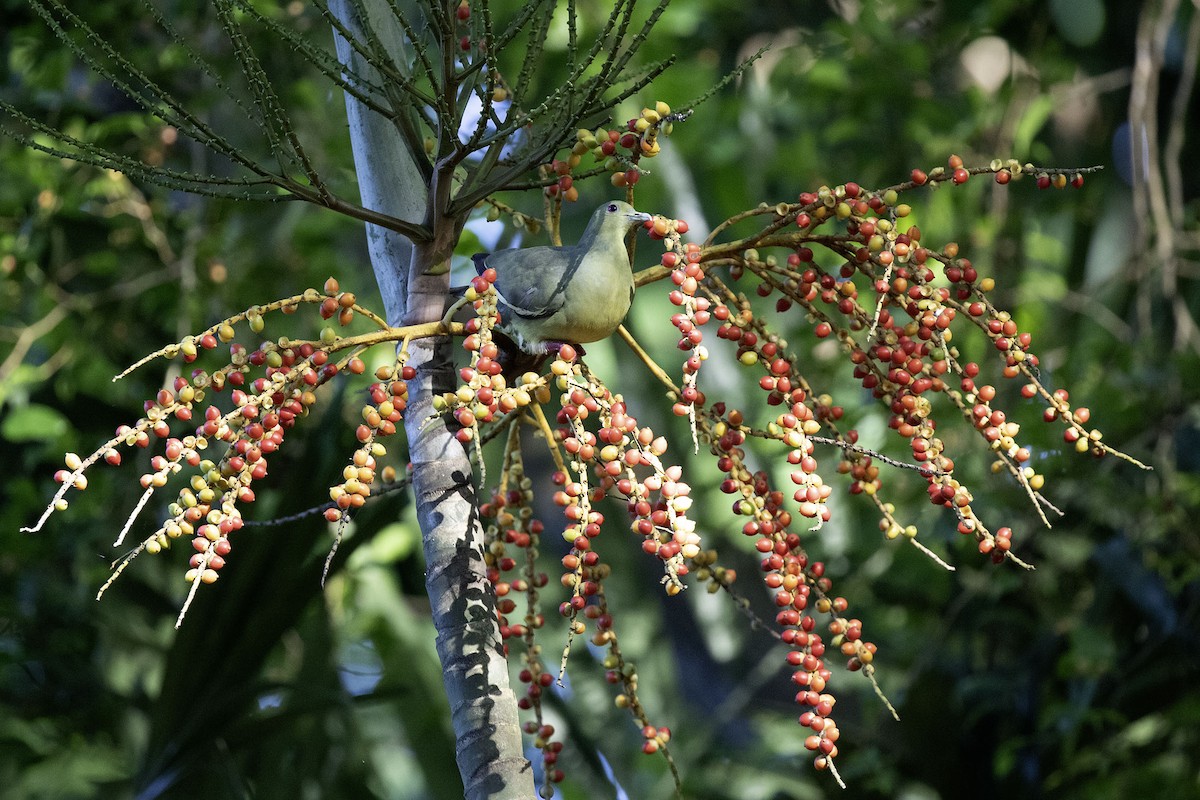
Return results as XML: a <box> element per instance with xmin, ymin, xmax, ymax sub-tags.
<box><xmin>471</xmin><ymin>200</ymin><xmax>652</xmax><ymax>356</ymax></box>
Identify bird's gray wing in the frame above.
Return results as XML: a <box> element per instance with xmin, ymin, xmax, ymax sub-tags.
<box><xmin>474</xmin><ymin>246</ymin><xmax>580</xmax><ymax>320</ymax></box>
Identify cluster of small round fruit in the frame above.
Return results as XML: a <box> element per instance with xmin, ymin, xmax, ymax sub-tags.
<box><xmin>477</xmin><ymin>448</ymin><xmax>564</xmax><ymax>797</ymax></box>
<box><xmin>659</xmin><ymin>223</ymin><xmax>712</xmax><ymax>425</ymax></box>
<box><xmin>471</xmin><ymin>360</ymin><xmax>685</xmax><ymax>779</ymax></box>
<box><xmin>587</xmin><ymin>578</ymin><xmax>675</xmax><ymax>764</ymax></box>
<box><xmin>631</xmin><ymin>234</ymin><xmax>882</xmax><ymax>776</ymax></box>
<box><xmin>700</xmin><ymin>394</ymin><xmax>864</xmax><ymax>773</ymax></box>
<box><xmin>547</xmin><ymin>101</ymin><xmax>675</xmax><ymax>199</ymax></box>
<box><xmin>480</xmin><ymin>457</ymin><xmax>547</xmax><ymax>649</ymax></box>
<box><xmin>910</xmin><ymin>155</ymin><xmax>1087</xmax><ymax>189</ymax></box>
<box><xmin>323</xmin><ymin>361</ymin><xmax>410</xmax><ymax>525</ymax></box>
<box><xmin>548</xmin><ymin>354</ymin><xmax>699</xmax><ymax>602</ymax></box>
<box><xmin>778</xmin><ymin>171</ymin><xmax>1138</xmax><ymax>562</ymax></box>
<box><xmin>634</xmin><ymin>163</ymin><xmax>1123</xmax><ymax>776</ymax></box>
<box><xmin>707</xmin><ymin>402</ymin><xmax>870</xmax><ymax>772</ymax></box>
<box><xmin>33</xmin><ymin>277</ymin><xmax>402</xmax><ymax>620</ymax></box>
<box><xmin>434</xmin><ymin>269</ymin><xmax>553</xmax><ymax>444</ymax></box>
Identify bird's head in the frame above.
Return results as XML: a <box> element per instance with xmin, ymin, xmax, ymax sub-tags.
<box><xmin>584</xmin><ymin>200</ymin><xmax>653</xmax><ymax>242</ymax></box>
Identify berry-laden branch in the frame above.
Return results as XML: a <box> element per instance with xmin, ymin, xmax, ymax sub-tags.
<box><xmin>443</xmin><ymin>153</ymin><xmax>1146</xmax><ymax>786</ymax></box>
<box><xmin>23</xmin><ymin>151</ymin><xmax>1151</xmax><ymax>789</ymax></box>
<box><xmin>22</xmin><ymin>277</ymin><xmax>461</xmax><ymax>626</ymax></box>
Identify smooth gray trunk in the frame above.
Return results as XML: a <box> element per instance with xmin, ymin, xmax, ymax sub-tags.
<box><xmin>330</xmin><ymin>2</ymin><xmax>533</xmax><ymax>796</ymax></box>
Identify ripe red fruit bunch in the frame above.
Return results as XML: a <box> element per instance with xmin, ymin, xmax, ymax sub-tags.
<box><xmin>437</xmin><ymin>268</ymin><xmax>555</xmax><ymax>448</ymax></box>
<box><xmin>26</xmin><ymin>277</ymin><xmax>410</xmax><ymax>623</ymax></box>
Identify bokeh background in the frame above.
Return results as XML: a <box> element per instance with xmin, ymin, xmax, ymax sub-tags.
<box><xmin>2</xmin><ymin>1</ymin><xmax>1197</xmax><ymax>798</ymax></box>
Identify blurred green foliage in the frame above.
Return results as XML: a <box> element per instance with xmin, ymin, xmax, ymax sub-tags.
<box><xmin>2</xmin><ymin>1</ymin><xmax>1197</xmax><ymax>799</ymax></box>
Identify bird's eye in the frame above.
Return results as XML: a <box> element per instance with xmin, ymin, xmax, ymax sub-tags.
<box><xmin>606</xmin><ymin>203</ymin><xmax>618</xmax><ymax>213</ymax></box>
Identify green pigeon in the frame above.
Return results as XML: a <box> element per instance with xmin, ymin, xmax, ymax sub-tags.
<box><xmin>472</xmin><ymin>201</ymin><xmax>652</xmax><ymax>355</ymax></box>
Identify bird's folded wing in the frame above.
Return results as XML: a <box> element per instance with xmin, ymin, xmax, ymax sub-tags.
<box><xmin>476</xmin><ymin>247</ymin><xmax>574</xmax><ymax>320</ymax></box>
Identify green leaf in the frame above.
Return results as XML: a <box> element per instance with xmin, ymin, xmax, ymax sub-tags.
<box><xmin>1</xmin><ymin>404</ymin><xmax>70</xmax><ymax>442</ymax></box>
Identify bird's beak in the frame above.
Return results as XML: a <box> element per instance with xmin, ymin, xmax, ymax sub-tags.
<box><xmin>629</xmin><ymin>211</ymin><xmax>653</xmax><ymax>225</ymax></box>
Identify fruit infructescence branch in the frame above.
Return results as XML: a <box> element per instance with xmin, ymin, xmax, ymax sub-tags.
<box><xmin>22</xmin><ymin>159</ymin><xmax>1149</xmax><ymax>790</ymax></box>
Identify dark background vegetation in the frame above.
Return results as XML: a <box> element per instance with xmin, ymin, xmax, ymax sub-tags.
<box><xmin>2</xmin><ymin>1</ymin><xmax>1197</xmax><ymax>798</ymax></box>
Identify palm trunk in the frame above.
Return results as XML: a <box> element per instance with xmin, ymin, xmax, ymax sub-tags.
<box><xmin>330</xmin><ymin>2</ymin><xmax>532</xmax><ymax>796</ymax></box>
